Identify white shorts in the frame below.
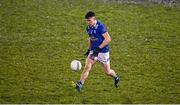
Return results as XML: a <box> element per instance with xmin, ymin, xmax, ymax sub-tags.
<box><xmin>88</xmin><ymin>51</ymin><xmax>110</xmax><ymax>64</ymax></box>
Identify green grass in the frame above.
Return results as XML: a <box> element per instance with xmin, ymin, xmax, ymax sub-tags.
<box><xmin>0</xmin><ymin>0</ymin><xmax>180</xmax><ymax>104</ymax></box>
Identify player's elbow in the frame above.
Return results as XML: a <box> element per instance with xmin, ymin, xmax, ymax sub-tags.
<box><xmin>109</xmin><ymin>37</ymin><xmax>111</xmax><ymax>42</ymax></box>
<box><xmin>106</xmin><ymin>37</ymin><xmax>111</xmax><ymax>43</ymax></box>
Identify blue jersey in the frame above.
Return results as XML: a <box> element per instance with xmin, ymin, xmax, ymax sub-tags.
<box><xmin>86</xmin><ymin>20</ymin><xmax>109</xmax><ymax>53</ymax></box>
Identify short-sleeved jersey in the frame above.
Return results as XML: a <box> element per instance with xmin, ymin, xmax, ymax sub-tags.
<box><xmin>86</xmin><ymin>20</ymin><xmax>109</xmax><ymax>53</ymax></box>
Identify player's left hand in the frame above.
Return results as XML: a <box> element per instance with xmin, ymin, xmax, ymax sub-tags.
<box><xmin>92</xmin><ymin>47</ymin><xmax>100</xmax><ymax>57</ymax></box>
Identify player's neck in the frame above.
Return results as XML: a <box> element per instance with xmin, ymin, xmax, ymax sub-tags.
<box><xmin>92</xmin><ymin>20</ymin><xmax>97</xmax><ymax>27</ymax></box>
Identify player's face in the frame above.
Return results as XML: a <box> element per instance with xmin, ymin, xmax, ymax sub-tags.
<box><xmin>86</xmin><ymin>17</ymin><xmax>96</xmax><ymax>26</ymax></box>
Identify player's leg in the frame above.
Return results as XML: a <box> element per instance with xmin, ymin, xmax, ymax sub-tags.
<box><xmin>103</xmin><ymin>63</ymin><xmax>120</xmax><ymax>88</ymax></box>
<box><xmin>103</xmin><ymin>63</ymin><xmax>116</xmax><ymax>77</ymax></box>
<box><xmin>76</xmin><ymin>57</ymin><xmax>96</xmax><ymax>92</ymax></box>
<box><xmin>98</xmin><ymin>52</ymin><xmax>120</xmax><ymax>87</ymax></box>
<box><xmin>80</xmin><ymin>57</ymin><xmax>96</xmax><ymax>84</ymax></box>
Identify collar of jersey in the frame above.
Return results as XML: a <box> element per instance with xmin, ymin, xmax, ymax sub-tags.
<box><xmin>88</xmin><ymin>20</ymin><xmax>99</xmax><ymax>29</ymax></box>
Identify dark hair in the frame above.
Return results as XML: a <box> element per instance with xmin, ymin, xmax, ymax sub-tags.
<box><xmin>85</xmin><ymin>11</ymin><xmax>95</xmax><ymax>19</ymax></box>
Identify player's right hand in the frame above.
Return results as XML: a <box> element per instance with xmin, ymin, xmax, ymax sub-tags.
<box><xmin>92</xmin><ymin>47</ymin><xmax>100</xmax><ymax>57</ymax></box>
<box><xmin>85</xmin><ymin>49</ymin><xmax>90</xmax><ymax>57</ymax></box>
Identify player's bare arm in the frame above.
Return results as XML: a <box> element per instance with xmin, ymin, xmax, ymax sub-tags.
<box><xmin>99</xmin><ymin>32</ymin><xmax>111</xmax><ymax>49</ymax></box>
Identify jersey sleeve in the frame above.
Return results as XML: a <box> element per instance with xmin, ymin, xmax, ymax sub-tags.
<box><xmin>99</xmin><ymin>24</ymin><xmax>107</xmax><ymax>35</ymax></box>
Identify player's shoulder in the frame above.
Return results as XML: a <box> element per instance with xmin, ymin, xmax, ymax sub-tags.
<box><xmin>96</xmin><ymin>20</ymin><xmax>106</xmax><ymax>29</ymax></box>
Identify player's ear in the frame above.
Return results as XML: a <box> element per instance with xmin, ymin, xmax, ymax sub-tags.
<box><xmin>93</xmin><ymin>16</ymin><xmax>96</xmax><ymax>20</ymax></box>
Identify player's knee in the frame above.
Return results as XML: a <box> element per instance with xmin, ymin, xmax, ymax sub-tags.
<box><xmin>104</xmin><ymin>69</ymin><xmax>111</xmax><ymax>75</ymax></box>
<box><xmin>84</xmin><ymin>64</ymin><xmax>91</xmax><ymax>72</ymax></box>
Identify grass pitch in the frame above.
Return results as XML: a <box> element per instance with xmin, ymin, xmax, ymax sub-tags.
<box><xmin>0</xmin><ymin>0</ymin><xmax>179</xmax><ymax>104</ymax></box>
